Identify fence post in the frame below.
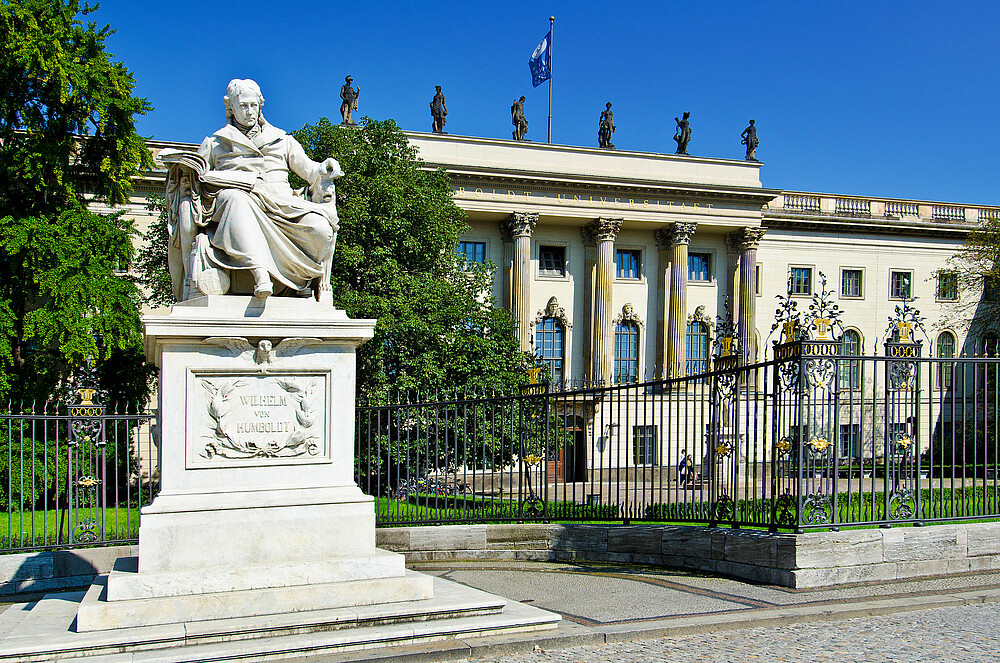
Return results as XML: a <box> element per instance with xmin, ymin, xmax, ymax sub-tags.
<box><xmin>67</xmin><ymin>362</ymin><xmax>107</xmax><ymax>544</ymax></box>
<box><xmin>883</xmin><ymin>321</ymin><xmax>922</xmax><ymax>524</ymax></box>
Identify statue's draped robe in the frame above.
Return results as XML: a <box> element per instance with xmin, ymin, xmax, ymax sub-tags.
<box><xmin>196</xmin><ymin>121</ymin><xmax>337</xmax><ymax>292</ymax></box>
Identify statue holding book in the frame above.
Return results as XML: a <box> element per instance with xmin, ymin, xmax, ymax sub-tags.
<box><xmin>159</xmin><ymin>79</ymin><xmax>342</xmax><ymax>302</ymax></box>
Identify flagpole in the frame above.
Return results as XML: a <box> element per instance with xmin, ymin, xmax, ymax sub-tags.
<box><xmin>547</xmin><ymin>16</ymin><xmax>553</xmax><ymax>144</ymax></box>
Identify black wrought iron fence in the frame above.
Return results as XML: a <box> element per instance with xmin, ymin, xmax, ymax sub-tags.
<box><xmin>0</xmin><ymin>400</ymin><xmax>157</xmax><ymax>552</ymax></box>
<box><xmin>355</xmin><ymin>347</ymin><xmax>1000</xmax><ymax>531</ymax></box>
<box><xmin>3</xmin><ymin>346</ymin><xmax>1000</xmax><ymax>554</ymax></box>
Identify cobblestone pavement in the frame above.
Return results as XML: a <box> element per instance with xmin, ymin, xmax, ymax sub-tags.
<box><xmin>455</xmin><ymin>601</ymin><xmax>1000</xmax><ymax>663</ymax></box>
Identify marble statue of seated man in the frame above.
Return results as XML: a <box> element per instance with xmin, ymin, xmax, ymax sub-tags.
<box><xmin>161</xmin><ymin>78</ymin><xmax>342</xmax><ymax>301</ymax></box>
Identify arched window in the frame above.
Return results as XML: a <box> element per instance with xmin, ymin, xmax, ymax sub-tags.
<box><xmin>937</xmin><ymin>331</ymin><xmax>956</xmax><ymax>389</ymax></box>
<box><xmin>984</xmin><ymin>332</ymin><xmax>999</xmax><ymax>357</ymax></box>
<box><xmin>685</xmin><ymin>322</ymin><xmax>710</xmax><ymax>377</ymax></box>
<box><xmin>614</xmin><ymin>321</ymin><xmax>639</xmax><ymax>384</ymax></box>
<box><xmin>535</xmin><ymin>317</ymin><xmax>564</xmax><ymax>383</ymax></box>
<box><xmin>839</xmin><ymin>329</ymin><xmax>861</xmax><ymax>389</ymax></box>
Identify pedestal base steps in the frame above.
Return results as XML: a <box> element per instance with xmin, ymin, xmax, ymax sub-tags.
<box><xmin>0</xmin><ymin>576</ymin><xmax>560</xmax><ymax>662</ymax></box>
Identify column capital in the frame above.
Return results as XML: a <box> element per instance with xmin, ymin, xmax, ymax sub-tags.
<box><xmin>654</xmin><ymin>228</ymin><xmax>671</xmax><ymax>251</ymax></box>
<box><xmin>581</xmin><ymin>217</ymin><xmax>623</xmax><ymax>246</ymax></box>
<box><xmin>659</xmin><ymin>221</ymin><xmax>698</xmax><ymax>248</ymax></box>
<box><xmin>500</xmin><ymin>212</ymin><xmax>538</xmax><ymax>241</ymax></box>
<box><xmin>726</xmin><ymin>226</ymin><xmax>766</xmax><ymax>252</ymax></box>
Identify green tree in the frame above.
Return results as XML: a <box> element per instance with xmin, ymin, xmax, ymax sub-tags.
<box><xmin>295</xmin><ymin>118</ymin><xmax>528</xmax><ymax>396</ymax></box>
<box><xmin>945</xmin><ymin>215</ymin><xmax>1000</xmax><ymax>340</ymax></box>
<box><xmin>0</xmin><ymin>0</ymin><xmax>154</xmax><ymax>402</ymax></box>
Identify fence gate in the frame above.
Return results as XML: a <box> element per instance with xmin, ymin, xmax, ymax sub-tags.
<box><xmin>67</xmin><ymin>379</ymin><xmax>107</xmax><ymax>544</ymax></box>
<box><xmin>883</xmin><ymin>326</ymin><xmax>922</xmax><ymax>521</ymax></box>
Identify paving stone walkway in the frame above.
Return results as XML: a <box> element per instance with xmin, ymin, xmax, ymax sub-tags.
<box><xmin>455</xmin><ymin>602</ymin><xmax>1000</xmax><ymax>662</ymax></box>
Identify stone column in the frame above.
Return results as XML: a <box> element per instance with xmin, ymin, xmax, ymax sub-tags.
<box><xmin>581</xmin><ymin>231</ymin><xmax>598</xmax><ymax>378</ymax></box>
<box><xmin>501</xmin><ymin>212</ymin><xmax>538</xmax><ymax>352</ymax></box>
<box><xmin>665</xmin><ymin>222</ymin><xmax>697</xmax><ymax>378</ymax></box>
<box><xmin>654</xmin><ymin>228</ymin><xmax>671</xmax><ymax>379</ymax></box>
<box><xmin>735</xmin><ymin>227</ymin><xmax>766</xmax><ymax>366</ymax></box>
<box><xmin>583</xmin><ymin>217</ymin><xmax>622</xmax><ymax>384</ymax></box>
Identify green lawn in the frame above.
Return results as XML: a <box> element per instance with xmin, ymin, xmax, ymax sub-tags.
<box><xmin>0</xmin><ymin>507</ymin><xmax>141</xmax><ymax>549</ymax></box>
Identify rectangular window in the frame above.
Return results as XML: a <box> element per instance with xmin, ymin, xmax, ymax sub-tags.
<box><xmin>456</xmin><ymin>241</ymin><xmax>485</xmax><ymax>270</ymax></box>
<box><xmin>936</xmin><ymin>271</ymin><xmax>958</xmax><ymax>301</ymax></box>
<box><xmin>633</xmin><ymin>425</ymin><xmax>657</xmax><ymax>465</ymax></box>
<box><xmin>984</xmin><ymin>275</ymin><xmax>1000</xmax><ymax>302</ymax></box>
<box><xmin>890</xmin><ymin>270</ymin><xmax>912</xmax><ymax>300</ymax></box>
<box><xmin>789</xmin><ymin>266</ymin><xmax>812</xmax><ymax>295</ymax></box>
<box><xmin>535</xmin><ymin>319</ymin><xmax>564</xmax><ymax>383</ymax></box>
<box><xmin>615</xmin><ymin>249</ymin><xmax>641</xmax><ymax>279</ymax></box>
<box><xmin>839</xmin><ymin>424</ymin><xmax>860</xmax><ymax>459</ymax></box>
<box><xmin>538</xmin><ymin>246</ymin><xmax>565</xmax><ymax>277</ymax></box>
<box><xmin>841</xmin><ymin>269</ymin><xmax>863</xmax><ymax>298</ymax></box>
<box><xmin>688</xmin><ymin>253</ymin><xmax>711</xmax><ymax>282</ymax></box>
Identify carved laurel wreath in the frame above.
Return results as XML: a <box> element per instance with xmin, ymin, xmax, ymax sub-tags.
<box><xmin>201</xmin><ymin>377</ymin><xmax>321</xmax><ymax>459</ymax></box>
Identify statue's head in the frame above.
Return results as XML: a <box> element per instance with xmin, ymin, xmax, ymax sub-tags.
<box><xmin>683</xmin><ymin>111</ymin><xmax>690</xmax><ymax>119</ymax></box>
<box><xmin>606</xmin><ymin>102</ymin><xmax>612</xmax><ymax>109</ymax></box>
<box><xmin>345</xmin><ymin>75</ymin><xmax>353</xmax><ymax>84</ymax></box>
<box><xmin>749</xmin><ymin>119</ymin><xmax>755</xmax><ymax>125</ymax></box>
<box><xmin>435</xmin><ymin>85</ymin><xmax>442</xmax><ymax>92</ymax></box>
<box><xmin>519</xmin><ymin>95</ymin><xmax>526</xmax><ymax>102</ymax></box>
<box><xmin>224</xmin><ymin>79</ymin><xmax>265</xmax><ymax>129</ymax></box>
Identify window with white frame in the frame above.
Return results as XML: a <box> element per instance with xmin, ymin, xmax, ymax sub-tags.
<box><xmin>937</xmin><ymin>331</ymin><xmax>956</xmax><ymax>389</ymax></box>
<box><xmin>789</xmin><ymin>266</ymin><xmax>812</xmax><ymax>295</ymax></box>
<box><xmin>538</xmin><ymin>245</ymin><xmax>565</xmax><ymax>277</ymax></box>
<box><xmin>615</xmin><ymin>249</ymin><xmax>641</xmax><ymax>279</ymax></box>
<box><xmin>614</xmin><ymin>321</ymin><xmax>639</xmax><ymax>384</ymax></box>
<box><xmin>839</xmin><ymin>424</ymin><xmax>860</xmax><ymax>459</ymax></box>
<box><xmin>535</xmin><ymin>317</ymin><xmax>564</xmax><ymax>383</ymax></box>
<box><xmin>685</xmin><ymin>321</ymin><xmax>710</xmax><ymax>377</ymax></box>
<box><xmin>890</xmin><ymin>270</ymin><xmax>912</xmax><ymax>300</ymax></box>
<box><xmin>632</xmin><ymin>425</ymin><xmax>657</xmax><ymax>465</ymax></box>
<box><xmin>456</xmin><ymin>241</ymin><xmax>486</xmax><ymax>270</ymax></box>
<box><xmin>841</xmin><ymin>268</ymin><xmax>863</xmax><ymax>298</ymax></box>
<box><xmin>839</xmin><ymin>329</ymin><xmax>861</xmax><ymax>389</ymax></box>
<box><xmin>936</xmin><ymin>271</ymin><xmax>958</xmax><ymax>301</ymax></box>
<box><xmin>688</xmin><ymin>253</ymin><xmax>712</xmax><ymax>282</ymax></box>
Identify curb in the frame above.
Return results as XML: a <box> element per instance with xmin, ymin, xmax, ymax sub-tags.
<box><xmin>306</xmin><ymin>587</ymin><xmax>1000</xmax><ymax>662</ymax></box>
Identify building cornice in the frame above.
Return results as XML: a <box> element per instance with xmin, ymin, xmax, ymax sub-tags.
<box><xmin>763</xmin><ymin>214</ymin><xmax>972</xmax><ymax>239</ymax></box>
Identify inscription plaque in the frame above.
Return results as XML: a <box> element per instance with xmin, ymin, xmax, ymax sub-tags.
<box><xmin>188</xmin><ymin>372</ymin><xmax>329</xmax><ymax>468</ymax></box>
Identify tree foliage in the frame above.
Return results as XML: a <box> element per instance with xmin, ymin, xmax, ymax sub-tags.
<box><xmin>946</xmin><ymin>216</ymin><xmax>1000</xmax><ymax>339</ymax></box>
<box><xmin>0</xmin><ymin>0</ymin><xmax>154</xmax><ymax>402</ymax></box>
<box><xmin>292</xmin><ymin>118</ymin><xmax>528</xmax><ymax>396</ymax></box>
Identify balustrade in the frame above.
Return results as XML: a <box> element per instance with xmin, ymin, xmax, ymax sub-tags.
<box><xmin>835</xmin><ymin>198</ymin><xmax>871</xmax><ymax>216</ymax></box>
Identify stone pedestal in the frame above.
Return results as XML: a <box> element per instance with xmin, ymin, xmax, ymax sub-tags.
<box><xmin>77</xmin><ymin>296</ymin><xmax>428</xmax><ymax>631</ymax></box>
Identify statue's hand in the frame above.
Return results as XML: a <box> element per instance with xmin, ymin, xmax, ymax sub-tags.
<box><xmin>322</xmin><ymin>158</ymin><xmax>344</xmax><ymax>179</ymax></box>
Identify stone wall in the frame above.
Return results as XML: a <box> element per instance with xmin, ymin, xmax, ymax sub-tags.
<box><xmin>376</xmin><ymin>522</ymin><xmax>1000</xmax><ymax>589</ymax></box>
<box><xmin>8</xmin><ymin>522</ymin><xmax>1000</xmax><ymax>594</ymax></box>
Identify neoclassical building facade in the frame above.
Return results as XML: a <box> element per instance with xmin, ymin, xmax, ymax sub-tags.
<box><xmin>406</xmin><ymin>133</ymin><xmax>985</xmax><ymax>385</ymax></box>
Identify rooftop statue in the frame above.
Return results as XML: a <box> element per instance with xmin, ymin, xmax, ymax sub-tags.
<box><xmin>598</xmin><ymin>102</ymin><xmax>615</xmax><ymax>149</ymax></box>
<box><xmin>340</xmin><ymin>75</ymin><xmax>360</xmax><ymax>126</ymax></box>
<box><xmin>673</xmin><ymin>111</ymin><xmax>691</xmax><ymax>155</ymax></box>
<box><xmin>511</xmin><ymin>96</ymin><xmax>528</xmax><ymax>141</ymax></box>
<box><xmin>430</xmin><ymin>85</ymin><xmax>448</xmax><ymax>134</ymax></box>
<box><xmin>741</xmin><ymin>119</ymin><xmax>758</xmax><ymax>161</ymax></box>
<box><xmin>159</xmin><ymin>78</ymin><xmax>342</xmax><ymax>303</ymax></box>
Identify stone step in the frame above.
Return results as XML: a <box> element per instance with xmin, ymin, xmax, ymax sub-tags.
<box><xmin>0</xmin><ymin>576</ymin><xmax>558</xmax><ymax>662</ymax></box>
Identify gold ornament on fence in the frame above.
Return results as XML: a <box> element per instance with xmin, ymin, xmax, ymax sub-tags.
<box><xmin>808</xmin><ymin>436</ymin><xmax>832</xmax><ymax>453</ymax></box>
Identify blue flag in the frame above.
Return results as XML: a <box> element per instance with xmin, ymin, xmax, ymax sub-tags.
<box><xmin>528</xmin><ymin>30</ymin><xmax>551</xmax><ymax>87</ymax></box>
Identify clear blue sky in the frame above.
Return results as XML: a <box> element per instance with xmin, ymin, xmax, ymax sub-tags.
<box><xmin>93</xmin><ymin>0</ymin><xmax>1000</xmax><ymax>204</ymax></box>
